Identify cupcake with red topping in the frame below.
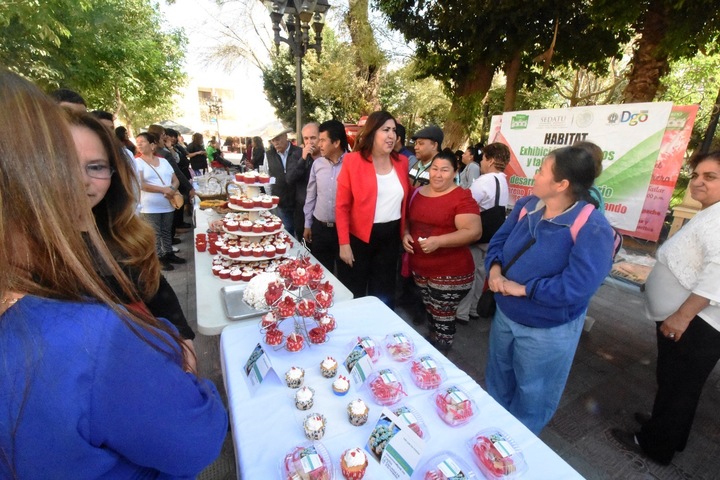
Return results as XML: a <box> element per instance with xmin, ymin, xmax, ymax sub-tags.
<box><xmin>286</xmin><ymin>332</ymin><xmax>304</xmax><ymax>352</ymax></box>
<box><xmin>265</xmin><ymin>328</ymin><xmax>283</xmax><ymax>346</ymax></box>
<box><xmin>284</xmin><ymin>366</ymin><xmax>304</xmax><ymax>388</ymax></box>
<box><xmin>347</xmin><ymin>399</ymin><xmax>369</xmax><ymax>426</ymax></box>
<box><xmin>341</xmin><ymin>448</ymin><xmax>368</xmax><ymax>480</ymax></box>
<box><xmin>320</xmin><ymin>357</ymin><xmax>338</xmax><ymax>378</ymax></box>
<box><xmin>295</xmin><ymin>386</ymin><xmax>315</xmax><ymax>411</ymax></box>
<box><xmin>332</xmin><ymin>375</ymin><xmax>350</xmax><ymax>396</ymax></box>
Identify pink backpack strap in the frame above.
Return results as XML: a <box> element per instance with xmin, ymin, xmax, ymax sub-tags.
<box><xmin>518</xmin><ymin>206</ymin><xmax>528</xmax><ymax>221</ymax></box>
<box><xmin>569</xmin><ymin>204</ymin><xmax>595</xmax><ymax>242</ymax></box>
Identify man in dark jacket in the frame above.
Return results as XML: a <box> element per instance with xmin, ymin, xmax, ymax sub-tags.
<box><xmin>265</xmin><ymin>126</ymin><xmax>303</xmax><ymax>237</ymax></box>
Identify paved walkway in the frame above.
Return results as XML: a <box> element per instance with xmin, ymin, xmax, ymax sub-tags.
<box><xmin>167</xmin><ymin>228</ymin><xmax>720</xmax><ymax>479</ymax></box>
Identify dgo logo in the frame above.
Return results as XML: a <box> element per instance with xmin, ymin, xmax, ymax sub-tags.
<box><xmin>620</xmin><ymin>110</ymin><xmax>649</xmax><ymax>126</ymax></box>
<box><xmin>607</xmin><ymin>110</ymin><xmax>649</xmax><ymax>126</ymax></box>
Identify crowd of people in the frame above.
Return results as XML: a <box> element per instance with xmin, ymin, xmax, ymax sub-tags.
<box><xmin>2</xmin><ymin>67</ymin><xmax>718</xmax><ymax>474</ymax></box>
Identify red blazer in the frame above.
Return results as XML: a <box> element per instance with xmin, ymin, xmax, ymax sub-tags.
<box><xmin>336</xmin><ymin>151</ymin><xmax>410</xmax><ymax>244</ymax></box>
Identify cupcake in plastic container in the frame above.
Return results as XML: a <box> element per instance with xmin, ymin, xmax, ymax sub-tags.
<box><xmin>409</xmin><ymin>355</ymin><xmax>446</xmax><ymax>390</ymax></box>
<box><xmin>357</xmin><ymin>336</ymin><xmax>380</xmax><ymax>362</ymax></box>
<box><xmin>320</xmin><ymin>356</ymin><xmax>338</xmax><ymax>378</ymax></box>
<box><xmin>420</xmin><ymin>451</ymin><xmax>477</xmax><ymax>479</ymax></box>
<box><xmin>332</xmin><ymin>375</ymin><xmax>350</xmax><ymax>396</ymax></box>
<box><xmin>347</xmin><ymin>399</ymin><xmax>369</xmax><ymax>426</ymax></box>
<box><xmin>468</xmin><ymin>428</ymin><xmax>527</xmax><ymax>479</ymax></box>
<box><xmin>303</xmin><ymin>413</ymin><xmax>327</xmax><ymax>440</ymax></box>
<box><xmin>392</xmin><ymin>404</ymin><xmax>429</xmax><ymax>440</ymax></box>
<box><xmin>295</xmin><ymin>386</ymin><xmax>315</xmax><ymax>411</ymax></box>
<box><xmin>433</xmin><ymin>385</ymin><xmax>477</xmax><ymax>427</ymax></box>
<box><xmin>367</xmin><ymin>368</ymin><xmax>406</xmax><ymax>406</ymax></box>
<box><xmin>384</xmin><ymin>332</ymin><xmax>415</xmax><ymax>362</ymax></box>
<box><xmin>340</xmin><ymin>447</ymin><xmax>368</xmax><ymax>480</ymax></box>
<box><xmin>285</xmin><ymin>366</ymin><xmax>305</xmax><ymax>389</ymax></box>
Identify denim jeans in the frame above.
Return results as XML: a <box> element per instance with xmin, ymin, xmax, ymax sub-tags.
<box><xmin>485</xmin><ymin>305</ymin><xmax>585</xmax><ymax>434</ymax></box>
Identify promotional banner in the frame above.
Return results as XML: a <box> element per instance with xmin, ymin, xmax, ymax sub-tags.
<box><xmin>617</xmin><ymin>105</ymin><xmax>698</xmax><ymax>241</ymax></box>
<box><xmin>488</xmin><ymin>104</ymin><xmax>696</xmax><ymax>240</ymax></box>
<box><xmin>493</xmin><ymin>103</ymin><xmax>674</xmax><ymax>231</ymax></box>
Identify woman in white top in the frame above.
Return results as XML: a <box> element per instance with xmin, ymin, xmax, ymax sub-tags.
<box><xmin>612</xmin><ymin>151</ymin><xmax>720</xmax><ymax>465</ymax></box>
<box><xmin>459</xmin><ymin>143</ymin><xmax>481</xmax><ymax>188</ymax></box>
<box><xmin>456</xmin><ymin>143</ymin><xmax>511</xmax><ymax>324</ymax></box>
<box><xmin>134</xmin><ymin>132</ymin><xmax>183</xmax><ymax>271</ymax></box>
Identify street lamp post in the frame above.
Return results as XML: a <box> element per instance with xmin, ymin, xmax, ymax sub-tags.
<box><xmin>206</xmin><ymin>94</ymin><xmax>223</xmax><ymax>142</ymax></box>
<box><xmin>262</xmin><ymin>0</ymin><xmax>329</xmax><ymax>137</ymax></box>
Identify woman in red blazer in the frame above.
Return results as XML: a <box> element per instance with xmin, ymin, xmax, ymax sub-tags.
<box><xmin>336</xmin><ymin>111</ymin><xmax>410</xmax><ymax>309</ymax></box>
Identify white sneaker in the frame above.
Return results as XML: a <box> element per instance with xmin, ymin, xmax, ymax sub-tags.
<box><xmin>172</xmin><ymin>246</ymin><xmax>180</xmax><ymax>253</ymax></box>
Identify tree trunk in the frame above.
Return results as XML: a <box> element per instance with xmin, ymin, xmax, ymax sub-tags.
<box><xmin>443</xmin><ymin>61</ymin><xmax>495</xmax><ymax>150</ymax></box>
<box><xmin>346</xmin><ymin>0</ymin><xmax>385</xmax><ymax>111</ymax></box>
<box><xmin>503</xmin><ymin>50</ymin><xmax>522</xmax><ymax>112</ymax></box>
<box><xmin>622</xmin><ymin>0</ymin><xmax>672</xmax><ymax>103</ymax></box>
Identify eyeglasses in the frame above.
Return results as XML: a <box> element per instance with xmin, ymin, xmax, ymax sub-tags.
<box><xmin>85</xmin><ymin>163</ymin><xmax>115</xmax><ymax>179</ymax></box>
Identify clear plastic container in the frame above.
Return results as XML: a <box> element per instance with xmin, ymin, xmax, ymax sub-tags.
<box><xmin>468</xmin><ymin>428</ymin><xmax>527</xmax><ymax>479</ymax></box>
<box><xmin>279</xmin><ymin>441</ymin><xmax>334</xmax><ymax>480</ymax></box>
<box><xmin>366</xmin><ymin>368</ymin><xmax>407</xmax><ymax>406</ymax></box>
<box><xmin>409</xmin><ymin>354</ymin><xmax>446</xmax><ymax>390</ymax></box>
<box><xmin>391</xmin><ymin>404</ymin><xmax>430</xmax><ymax>440</ymax></box>
<box><xmin>356</xmin><ymin>336</ymin><xmax>381</xmax><ymax>362</ymax></box>
<box><xmin>433</xmin><ymin>385</ymin><xmax>477</xmax><ymax>427</ymax></box>
<box><xmin>383</xmin><ymin>332</ymin><xmax>415</xmax><ymax>362</ymax></box>
<box><xmin>419</xmin><ymin>451</ymin><xmax>477</xmax><ymax>479</ymax></box>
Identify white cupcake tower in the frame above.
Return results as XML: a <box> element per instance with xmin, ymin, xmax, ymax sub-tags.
<box><xmin>219</xmin><ymin>180</ymin><xmax>286</xmax><ymax>263</ymax></box>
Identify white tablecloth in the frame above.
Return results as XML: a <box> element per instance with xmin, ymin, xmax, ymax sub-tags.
<box><xmin>220</xmin><ymin>296</ymin><xmax>582</xmax><ymax>479</ymax></box>
<box><xmin>194</xmin><ymin>207</ymin><xmax>353</xmax><ymax>335</ymax></box>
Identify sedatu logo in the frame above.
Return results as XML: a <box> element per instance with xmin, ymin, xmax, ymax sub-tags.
<box><xmin>510</xmin><ymin>114</ymin><xmax>529</xmax><ymax>129</ymax></box>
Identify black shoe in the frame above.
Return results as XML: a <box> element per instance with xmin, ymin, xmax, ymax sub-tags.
<box><xmin>455</xmin><ymin>317</ymin><xmax>469</xmax><ymax>325</ymax></box>
<box><xmin>469</xmin><ymin>314</ymin><xmax>479</xmax><ymax>321</ymax></box>
<box><xmin>165</xmin><ymin>253</ymin><xmax>186</xmax><ymax>264</ymax></box>
<box><xmin>611</xmin><ymin>429</ymin><xmax>642</xmax><ymax>455</ymax></box>
<box><xmin>172</xmin><ymin>237</ymin><xmax>181</xmax><ymax>245</ymax></box>
<box><xmin>634</xmin><ymin>412</ymin><xmax>651</xmax><ymax>426</ymax></box>
<box><xmin>161</xmin><ymin>260</ymin><xmax>175</xmax><ymax>271</ymax></box>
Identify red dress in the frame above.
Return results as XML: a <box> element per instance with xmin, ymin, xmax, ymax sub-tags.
<box><xmin>408</xmin><ymin>187</ymin><xmax>480</xmax><ymax>277</ymax></box>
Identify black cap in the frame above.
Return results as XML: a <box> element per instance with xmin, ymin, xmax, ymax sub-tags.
<box><xmin>412</xmin><ymin>125</ymin><xmax>443</xmax><ymax>147</ymax></box>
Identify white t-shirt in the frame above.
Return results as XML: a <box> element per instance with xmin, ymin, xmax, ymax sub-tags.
<box><xmin>374</xmin><ymin>170</ymin><xmax>403</xmax><ymax>223</ymax></box>
<box><xmin>135</xmin><ymin>157</ymin><xmax>175</xmax><ymax>214</ymax></box>
<box><xmin>645</xmin><ymin>200</ymin><xmax>720</xmax><ymax>330</ymax></box>
<box><xmin>469</xmin><ymin>172</ymin><xmax>509</xmax><ymax>211</ymax></box>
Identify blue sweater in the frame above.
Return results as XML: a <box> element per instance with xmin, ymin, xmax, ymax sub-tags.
<box><xmin>485</xmin><ymin>195</ymin><xmax>614</xmax><ymax>328</ymax></box>
<box><xmin>0</xmin><ymin>296</ymin><xmax>228</xmax><ymax>479</ymax></box>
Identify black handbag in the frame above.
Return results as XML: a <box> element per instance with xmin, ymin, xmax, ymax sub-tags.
<box><xmin>478</xmin><ymin>177</ymin><xmax>506</xmax><ymax>244</ymax></box>
<box><xmin>476</xmin><ymin>279</ymin><xmax>497</xmax><ymax>318</ymax></box>
<box><xmin>476</xmin><ymin>237</ymin><xmax>536</xmax><ymax>318</ymax></box>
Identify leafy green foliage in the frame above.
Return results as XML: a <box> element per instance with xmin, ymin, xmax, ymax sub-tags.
<box><xmin>374</xmin><ymin>0</ymin><xmax>630</xmax><ymax>145</ymax></box>
<box><xmin>262</xmin><ymin>27</ymin><xmax>375</xmax><ymax>126</ymax></box>
<box><xmin>0</xmin><ymin>0</ymin><xmax>186</xmax><ymax>131</ymax></box>
<box><xmin>378</xmin><ymin>63</ymin><xmax>452</xmax><ymax>135</ymax></box>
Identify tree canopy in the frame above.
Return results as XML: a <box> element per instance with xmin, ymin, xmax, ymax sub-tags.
<box><xmin>374</xmin><ymin>0</ymin><xmax>630</xmax><ymax>147</ymax></box>
<box><xmin>0</xmin><ymin>0</ymin><xmax>186</xmax><ymax>131</ymax></box>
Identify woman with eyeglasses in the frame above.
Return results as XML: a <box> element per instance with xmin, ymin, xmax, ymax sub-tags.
<box><xmin>67</xmin><ymin>110</ymin><xmax>196</xmax><ymax>360</ymax></box>
<box><xmin>0</xmin><ymin>69</ymin><xmax>227</xmax><ymax>479</ymax></box>
<box><xmin>135</xmin><ymin>132</ymin><xmax>183</xmax><ymax>271</ymax></box>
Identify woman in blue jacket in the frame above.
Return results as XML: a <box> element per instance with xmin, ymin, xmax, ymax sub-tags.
<box><xmin>484</xmin><ymin>146</ymin><xmax>615</xmax><ymax>434</ymax></box>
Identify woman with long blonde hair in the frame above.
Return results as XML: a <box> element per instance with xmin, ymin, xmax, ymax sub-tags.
<box><xmin>0</xmin><ymin>70</ymin><xmax>227</xmax><ymax>478</ymax></box>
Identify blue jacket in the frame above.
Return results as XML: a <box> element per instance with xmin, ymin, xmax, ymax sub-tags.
<box><xmin>485</xmin><ymin>195</ymin><xmax>614</xmax><ymax>328</ymax></box>
<box><xmin>1</xmin><ymin>296</ymin><xmax>228</xmax><ymax>479</ymax></box>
